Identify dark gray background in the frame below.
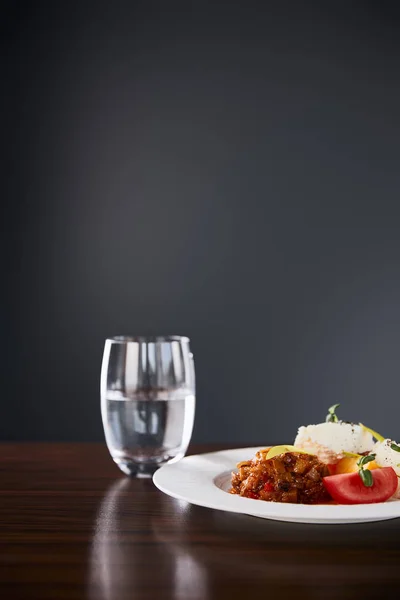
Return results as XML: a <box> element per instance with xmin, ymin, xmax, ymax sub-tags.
<box><xmin>3</xmin><ymin>1</ymin><xmax>400</xmax><ymax>443</ymax></box>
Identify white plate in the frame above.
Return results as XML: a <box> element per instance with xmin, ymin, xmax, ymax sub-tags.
<box><xmin>153</xmin><ymin>447</ymin><xmax>400</xmax><ymax>524</ymax></box>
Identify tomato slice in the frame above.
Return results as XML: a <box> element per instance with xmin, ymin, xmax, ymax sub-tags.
<box><xmin>323</xmin><ymin>467</ymin><xmax>398</xmax><ymax>504</ymax></box>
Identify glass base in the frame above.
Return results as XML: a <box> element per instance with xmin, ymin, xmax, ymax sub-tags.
<box><xmin>114</xmin><ymin>459</ymin><xmax>160</xmax><ymax>478</ymax></box>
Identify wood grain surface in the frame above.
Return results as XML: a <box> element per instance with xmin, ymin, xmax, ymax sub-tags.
<box><xmin>0</xmin><ymin>443</ymin><xmax>399</xmax><ymax>600</ymax></box>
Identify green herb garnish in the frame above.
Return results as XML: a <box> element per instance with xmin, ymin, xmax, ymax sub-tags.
<box><xmin>326</xmin><ymin>404</ymin><xmax>340</xmax><ymax>423</ymax></box>
<box><xmin>359</xmin><ymin>469</ymin><xmax>373</xmax><ymax>487</ymax></box>
<box><xmin>358</xmin><ymin>454</ymin><xmax>376</xmax><ymax>468</ymax></box>
<box><xmin>390</xmin><ymin>442</ymin><xmax>400</xmax><ymax>453</ymax></box>
<box><xmin>357</xmin><ymin>454</ymin><xmax>376</xmax><ymax>488</ymax></box>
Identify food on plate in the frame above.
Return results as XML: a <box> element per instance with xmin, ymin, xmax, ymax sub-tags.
<box><xmin>353</xmin><ymin>423</ymin><xmax>400</xmax><ymax>498</ymax></box>
<box><xmin>294</xmin><ymin>404</ymin><xmax>374</xmax><ymax>464</ymax></box>
<box><xmin>230</xmin><ymin>405</ymin><xmax>400</xmax><ymax>506</ymax></box>
<box><xmin>230</xmin><ymin>450</ymin><xmax>331</xmax><ymax>504</ymax></box>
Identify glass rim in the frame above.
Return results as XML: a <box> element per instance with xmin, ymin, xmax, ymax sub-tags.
<box><xmin>106</xmin><ymin>335</ymin><xmax>190</xmax><ymax>344</ymax></box>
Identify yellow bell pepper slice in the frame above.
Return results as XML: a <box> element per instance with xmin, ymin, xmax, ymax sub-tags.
<box><xmin>265</xmin><ymin>445</ymin><xmax>315</xmax><ymax>460</ymax></box>
<box><xmin>342</xmin><ymin>451</ymin><xmax>362</xmax><ymax>459</ymax></box>
<box><xmin>359</xmin><ymin>423</ymin><xmax>385</xmax><ymax>443</ymax></box>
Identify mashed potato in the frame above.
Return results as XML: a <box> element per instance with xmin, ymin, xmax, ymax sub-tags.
<box><xmin>373</xmin><ymin>439</ymin><xmax>400</xmax><ymax>499</ymax></box>
<box><xmin>294</xmin><ymin>422</ymin><xmax>374</xmax><ymax>464</ymax></box>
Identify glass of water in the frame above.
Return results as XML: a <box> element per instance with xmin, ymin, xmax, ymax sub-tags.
<box><xmin>101</xmin><ymin>335</ymin><xmax>196</xmax><ymax>477</ymax></box>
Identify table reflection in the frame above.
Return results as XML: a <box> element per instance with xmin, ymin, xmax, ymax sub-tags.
<box><xmin>88</xmin><ymin>478</ymin><xmax>132</xmax><ymax>600</ymax></box>
<box><xmin>88</xmin><ymin>480</ymin><xmax>208</xmax><ymax>600</ymax></box>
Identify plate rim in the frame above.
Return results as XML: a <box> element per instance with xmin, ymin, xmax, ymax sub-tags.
<box><xmin>153</xmin><ymin>446</ymin><xmax>400</xmax><ymax>524</ymax></box>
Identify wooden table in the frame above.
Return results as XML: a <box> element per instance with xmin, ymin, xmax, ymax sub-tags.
<box><xmin>0</xmin><ymin>444</ymin><xmax>399</xmax><ymax>600</ymax></box>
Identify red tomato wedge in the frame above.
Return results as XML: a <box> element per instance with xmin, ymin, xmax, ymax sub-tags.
<box><xmin>323</xmin><ymin>467</ymin><xmax>398</xmax><ymax>504</ymax></box>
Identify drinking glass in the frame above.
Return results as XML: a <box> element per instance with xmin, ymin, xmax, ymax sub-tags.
<box><xmin>101</xmin><ymin>336</ymin><xmax>195</xmax><ymax>477</ymax></box>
